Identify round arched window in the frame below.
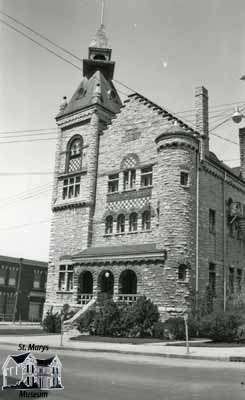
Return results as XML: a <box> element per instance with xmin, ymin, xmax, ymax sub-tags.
<box><xmin>67</xmin><ymin>136</ymin><xmax>83</xmax><ymax>172</ymax></box>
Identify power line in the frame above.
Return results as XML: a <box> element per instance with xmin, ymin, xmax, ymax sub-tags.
<box><xmin>0</xmin><ymin>172</ymin><xmax>54</xmax><ymax>176</ymax></box>
<box><xmin>0</xmin><ymin>137</ymin><xmax>58</xmax><ymax>145</ymax></box>
<box><xmin>0</xmin><ymin>18</ymin><xmax>82</xmax><ymax>71</ymax></box>
<box><xmin>0</xmin><ymin>132</ymin><xmax>58</xmax><ymax>140</ymax></box>
<box><xmin>0</xmin><ymin>10</ymin><xmax>83</xmax><ymax>63</ymax></box>
<box><xmin>0</xmin><ymin>182</ymin><xmax>52</xmax><ymax>206</ymax></box>
<box><xmin>0</xmin><ymin>128</ymin><xmax>57</xmax><ymax>135</ymax></box>
<box><xmin>0</xmin><ymin>219</ymin><xmax>51</xmax><ymax>232</ymax></box>
<box><xmin>0</xmin><ymin>13</ymin><xmax>241</xmax><ymax>148</ymax></box>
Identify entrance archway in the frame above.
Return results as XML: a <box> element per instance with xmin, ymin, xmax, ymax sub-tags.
<box><xmin>98</xmin><ymin>270</ymin><xmax>114</xmax><ymax>296</ymax></box>
<box><xmin>119</xmin><ymin>270</ymin><xmax>137</xmax><ymax>294</ymax></box>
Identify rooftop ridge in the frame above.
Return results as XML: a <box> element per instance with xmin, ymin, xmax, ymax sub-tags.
<box><xmin>127</xmin><ymin>92</ymin><xmax>199</xmax><ymax>135</ymax></box>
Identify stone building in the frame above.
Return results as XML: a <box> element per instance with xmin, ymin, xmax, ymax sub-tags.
<box><xmin>44</xmin><ymin>24</ymin><xmax>245</xmax><ymax>319</ymax></box>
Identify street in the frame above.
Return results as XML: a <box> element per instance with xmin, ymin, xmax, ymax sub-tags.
<box><xmin>0</xmin><ymin>345</ymin><xmax>245</xmax><ymax>400</ymax></box>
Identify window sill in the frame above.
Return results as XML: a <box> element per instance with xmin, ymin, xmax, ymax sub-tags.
<box><xmin>56</xmin><ymin>291</ymin><xmax>73</xmax><ymax>294</ymax></box>
<box><xmin>122</xmin><ymin>188</ymin><xmax>136</xmax><ymax>193</ymax></box>
<box><xmin>107</xmin><ymin>191</ymin><xmax>119</xmax><ymax>195</ymax></box>
<box><xmin>180</xmin><ymin>184</ymin><xmax>190</xmax><ymax>189</ymax></box>
<box><xmin>177</xmin><ymin>280</ymin><xmax>189</xmax><ymax>284</ymax></box>
<box><xmin>104</xmin><ymin>233</ymin><xmax>113</xmax><ymax>237</ymax></box>
<box><xmin>115</xmin><ymin>232</ymin><xmax>126</xmax><ymax>236</ymax></box>
<box><xmin>127</xmin><ymin>231</ymin><xmax>138</xmax><ymax>235</ymax></box>
<box><xmin>58</xmin><ymin>169</ymin><xmax>87</xmax><ymax>179</ymax></box>
<box><xmin>139</xmin><ymin>185</ymin><xmax>153</xmax><ymax>190</ymax></box>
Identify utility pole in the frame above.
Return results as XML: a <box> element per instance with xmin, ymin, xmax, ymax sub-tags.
<box><xmin>13</xmin><ymin>258</ymin><xmax>22</xmax><ymax>323</ymax></box>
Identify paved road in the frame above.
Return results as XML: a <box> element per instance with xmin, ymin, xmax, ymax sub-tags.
<box><xmin>0</xmin><ymin>345</ymin><xmax>245</xmax><ymax>400</ymax></box>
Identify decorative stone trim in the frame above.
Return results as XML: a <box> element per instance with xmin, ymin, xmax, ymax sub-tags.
<box><xmin>72</xmin><ymin>257</ymin><xmax>165</xmax><ymax>266</ymax></box>
<box><xmin>52</xmin><ymin>201</ymin><xmax>92</xmax><ymax>212</ymax></box>
<box><xmin>107</xmin><ymin>187</ymin><xmax>152</xmax><ymax>202</ymax></box>
<box><xmin>57</xmin><ymin>111</ymin><xmax>93</xmax><ymax>128</ymax></box>
<box><xmin>157</xmin><ymin>141</ymin><xmax>197</xmax><ymax>152</ymax></box>
<box><xmin>57</xmin><ymin>169</ymin><xmax>88</xmax><ymax>180</ymax></box>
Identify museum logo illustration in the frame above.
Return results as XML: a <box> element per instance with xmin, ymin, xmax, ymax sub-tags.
<box><xmin>2</xmin><ymin>352</ymin><xmax>64</xmax><ymax>391</ymax></box>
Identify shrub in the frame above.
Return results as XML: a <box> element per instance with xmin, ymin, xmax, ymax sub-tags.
<box><xmin>93</xmin><ymin>298</ymin><xmax>121</xmax><ymax>336</ymax></box>
<box><xmin>77</xmin><ymin>296</ymin><xmax>160</xmax><ymax>338</ymax></box>
<box><xmin>42</xmin><ymin>309</ymin><xmax>61</xmax><ymax>333</ymax></box>
<box><xmin>199</xmin><ymin>311</ymin><xmax>242</xmax><ymax>342</ymax></box>
<box><xmin>78</xmin><ymin>298</ymin><xmax>121</xmax><ymax>336</ymax></box>
<box><xmin>77</xmin><ymin>309</ymin><xmax>96</xmax><ymax>334</ymax></box>
<box><xmin>124</xmin><ymin>296</ymin><xmax>160</xmax><ymax>337</ymax></box>
<box><xmin>152</xmin><ymin>321</ymin><xmax>166</xmax><ymax>339</ymax></box>
<box><xmin>163</xmin><ymin>317</ymin><xmax>185</xmax><ymax>340</ymax></box>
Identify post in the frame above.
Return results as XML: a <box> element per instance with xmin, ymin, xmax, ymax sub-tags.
<box><xmin>184</xmin><ymin>314</ymin><xmax>190</xmax><ymax>354</ymax></box>
<box><xmin>60</xmin><ymin>314</ymin><xmax>64</xmax><ymax>347</ymax></box>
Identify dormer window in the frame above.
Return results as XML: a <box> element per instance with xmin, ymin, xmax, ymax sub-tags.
<box><xmin>66</xmin><ymin>136</ymin><xmax>83</xmax><ymax>173</ymax></box>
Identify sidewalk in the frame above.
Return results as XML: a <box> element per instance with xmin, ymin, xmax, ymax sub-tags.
<box><xmin>0</xmin><ymin>333</ymin><xmax>245</xmax><ymax>362</ymax></box>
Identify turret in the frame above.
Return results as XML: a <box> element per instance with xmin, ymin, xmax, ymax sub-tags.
<box><xmin>155</xmin><ymin>124</ymin><xmax>199</xmax><ymax>309</ymax></box>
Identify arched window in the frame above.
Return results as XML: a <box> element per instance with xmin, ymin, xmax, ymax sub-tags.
<box><xmin>178</xmin><ymin>264</ymin><xmax>187</xmax><ymax>281</ymax></box>
<box><xmin>105</xmin><ymin>216</ymin><xmax>113</xmax><ymax>235</ymax></box>
<box><xmin>142</xmin><ymin>210</ymin><xmax>151</xmax><ymax>231</ymax></box>
<box><xmin>129</xmin><ymin>213</ymin><xmax>138</xmax><ymax>232</ymax></box>
<box><xmin>119</xmin><ymin>270</ymin><xmax>137</xmax><ymax>294</ymax></box>
<box><xmin>117</xmin><ymin>214</ymin><xmax>125</xmax><ymax>233</ymax></box>
<box><xmin>67</xmin><ymin>136</ymin><xmax>83</xmax><ymax>172</ymax></box>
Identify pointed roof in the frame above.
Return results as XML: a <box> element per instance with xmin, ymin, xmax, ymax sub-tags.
<box><xmin>36</xmin><ymin>356</ymin><xmax>55</xmax><ymax>366</ymax></box>
<box><xmin>57</xmin><ymin>70</ymin><xmax>122</xmax><ymax>119</ymax></box>
<box><xmin>10</xmin><ymin>352</ymin><xmax>31</xmax><ymax>364</ymax></box>
<box><xmin>90</xmin><ymin>24</ymin><xmax>109</xmax><ymax>49</ymax></box>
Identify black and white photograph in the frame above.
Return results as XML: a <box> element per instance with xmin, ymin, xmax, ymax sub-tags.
<box><xmin>0</xmin><ymin>0</ymin><xmax>245</xmax><ymax>399</ymax></box>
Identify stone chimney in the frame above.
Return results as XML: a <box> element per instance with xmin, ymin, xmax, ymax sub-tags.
<box><xmin>239</xmin><ymin>127</ymin><xmax>245</xmax><ymax>180</ymax></box>
<box><xmin>195</xmin><ymin>86</ymin><xmax>209</xmax><ymax>159</ymax></box>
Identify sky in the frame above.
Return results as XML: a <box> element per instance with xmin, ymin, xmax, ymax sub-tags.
<box><xmin>0</xmin><ymin>0</ymin><xmax>245</xmax><ymax>261</ymax></box>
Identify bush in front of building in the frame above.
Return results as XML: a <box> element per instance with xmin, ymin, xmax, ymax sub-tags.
<box><xmin>77</xmin><ymin>296</ymin><xmax>160</xmax><ymax>337</ymax></box>
<box><xmin>42</xmin><ymin>309</ymin><xmax>61</xmax><ymax>333</ymax></box>
<box><xmin>77</xmin><ymin>309</ymin><xmax>96</xmax><ymax>335</ymax></box>
<box><xmin>199</xmin><ymin>310</ymin><xmax>242</xmax><ymax>342</ymax></box>
<box><xmin>124</xmin><ymin>296</ymin><xmax>160</xmax><ymax>337</ymax></box>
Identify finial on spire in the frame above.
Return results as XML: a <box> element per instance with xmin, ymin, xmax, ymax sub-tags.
<box><xmin>100</xmin><ymin>0</ymin><xmax>105</xmax><ymax>26</ymax></box>
<box><xmin>90</xmin><ymin>23</ymin><xmax>109</xmax><ymax>49</ymax></box>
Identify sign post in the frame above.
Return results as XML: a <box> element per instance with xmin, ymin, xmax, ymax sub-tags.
<box><xmin>60</xmin><ymin>313</ymin><xmax>64</xmax><ymax>347</ymax></box>
<box><xmin>183</xmin><ymin>313</ymin><xmax>190</xmax><ymax>354</ymax></box>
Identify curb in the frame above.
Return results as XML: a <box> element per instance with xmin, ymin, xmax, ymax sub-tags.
<box><xmin>0</xmin><ymin>341</ymin><xmax>235</xmax><ymax>362</ymax></box>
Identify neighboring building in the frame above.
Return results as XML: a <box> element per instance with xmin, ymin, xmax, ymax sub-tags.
<box><xmin>2</xmin><ymin>352</ymin><xmax>63</xmax><ymax>390</ymax></box>
<box><xmin>44</xmin><ymin>23</ymin><xmax>245</xmax><ymax>319</ymax></box>
<box><xmin>0</xmin><ymin>256</ymin><xmax>47</xmax><ymax>322</ymax></box>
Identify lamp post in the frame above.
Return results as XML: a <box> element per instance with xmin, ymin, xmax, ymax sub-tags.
<box><xmin>183</xmin><ymin>313</ymin><xmax>190</xmax><ymax>354</ymax></box>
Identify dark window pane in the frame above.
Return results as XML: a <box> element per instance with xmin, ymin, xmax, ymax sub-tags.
<box><xmin>180</xmin><ymin>172</ymin><xmax>189</xmax><ymax>186</ymax></box>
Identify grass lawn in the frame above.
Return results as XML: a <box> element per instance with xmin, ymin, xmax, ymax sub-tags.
<box><xmin>0</xmin><ymin>328</ymin><xmax>54</xmax><ymax>336</ymax></box>
<box><xmin>166</xmin><ymin>341</ymin><xmax>245</xmax><ymax>347</ymax></box>
<box><xmin>70</xmin><ymin>335</ymin><xmax>167</xmax><ymax>344</ymax></box>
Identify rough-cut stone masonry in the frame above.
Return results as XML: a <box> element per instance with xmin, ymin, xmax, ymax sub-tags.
<box><xmin>44</xmin><ymin>31</ymin><xmax>245</xmax><ymax>318</ymax></box>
